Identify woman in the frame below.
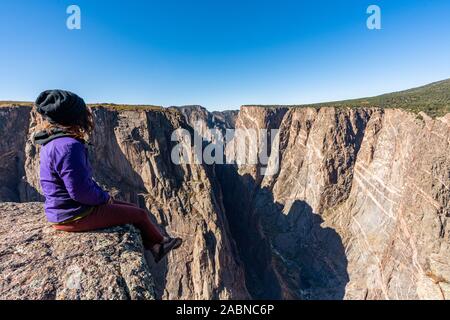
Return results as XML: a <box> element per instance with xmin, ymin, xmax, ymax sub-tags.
<box><xmin>33</xmin><ymin>89</ymin><xmax>182</xmax><ymax>262</ymax></box>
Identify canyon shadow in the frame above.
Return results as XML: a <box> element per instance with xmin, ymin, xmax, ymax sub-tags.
<box><xmin>217</xmin><ymin>169</ymin><xmax>349</xmax><ymax>299</ymax></box>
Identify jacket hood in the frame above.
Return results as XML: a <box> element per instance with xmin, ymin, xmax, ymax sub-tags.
<box><xmin>33</xmin><ymin>128</ymin><xmax>81</xmax><ymax>146</ymax></box>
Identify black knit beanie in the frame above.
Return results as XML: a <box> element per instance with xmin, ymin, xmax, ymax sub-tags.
<box><xmin>35</xmin><ymin>90</ymin><xmax>87</xmax><ymax>126</ymax></box>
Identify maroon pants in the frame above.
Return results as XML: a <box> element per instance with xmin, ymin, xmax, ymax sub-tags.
<box><xmin>53</xmin><ymin>199</ymin><xmax>164</xmax><ymax>250</ymax></box>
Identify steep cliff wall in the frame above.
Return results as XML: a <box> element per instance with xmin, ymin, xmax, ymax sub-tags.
<box><xmin>0</xmin><ymin>106</ymin><xmax>36</xmax><ymax>201</ymax></box>
<box><xmin>1</xmin><ymin>106</ymin><xmax>249</xmax><ymax>300</ymax></box>
<box><xmin>169</xmin><ymin>105</ymin><xmax>238</xmax><ymax>141</ymax></box>
<box><xmin>217</xmin><ymin>106</ymin><xmax>450</xmax><ymax>300</ymax></box>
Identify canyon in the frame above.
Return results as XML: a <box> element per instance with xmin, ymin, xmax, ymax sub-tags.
<box><xmin>0</xmin><ymin>80</ymin><xmax>449</xmax><ymax>300</ymax></box>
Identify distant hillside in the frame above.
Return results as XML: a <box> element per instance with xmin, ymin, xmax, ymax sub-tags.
<box><xmin>0</xmin><ymin>101</ymin><xmax>32</xmax><ymax>107</ymax></box>
<box><xmin>245</xmin><ymin>79</ymin><xmax>450</xmax><ymax>118</ymax></box>
<box><xmin>0</xmin><ymin>102</ymin><xmax>164</xmax><ymax>111</ymax></box>
<box><xmin>1</xmin><ymin>79</ymin><xmax>449</xmax><ymax>117</ymax></box>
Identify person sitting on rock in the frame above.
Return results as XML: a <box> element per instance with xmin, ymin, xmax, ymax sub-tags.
<box><xmin>32</xmin><ymin>89</ymin><xmax>182</xmax><ymax>263</ymax></box>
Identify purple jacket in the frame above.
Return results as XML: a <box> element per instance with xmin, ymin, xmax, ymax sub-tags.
<box><xmin>39</xmin><ymin>137</ymin><xmax>110</xmax><ymax>223</ymax></box>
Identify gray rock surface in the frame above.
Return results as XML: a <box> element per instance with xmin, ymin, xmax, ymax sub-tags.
<box><xmin>0</xmin><ymin>202</ymin><xmax>155</xmax><ymax>300</ymax></box>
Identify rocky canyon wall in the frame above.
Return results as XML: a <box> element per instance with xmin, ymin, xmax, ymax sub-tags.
<box><xmin>214</xmin><ymin>106</ymin><xmax>450</xmax><ymax>300</ymax></box>
<box><xmin>0</xmin><ymin>105</ymin><xmax>249</xmax><ymax>300</ymax></box>
<box><xmin>0</xmin><ymin>104</ymin><xmax>448</xmax><ymax>300</ymax></box>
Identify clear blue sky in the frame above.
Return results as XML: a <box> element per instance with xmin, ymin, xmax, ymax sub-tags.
<box><xmin>0</xmin><ymin>0</ymin><xmax>449</xmax><ymax>111</ymax></box>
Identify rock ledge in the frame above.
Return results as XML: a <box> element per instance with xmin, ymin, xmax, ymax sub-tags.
<box><xmin>0</xmin><ymin>202</ymin><xmax>155</xmax><ymax>300</ymax></box>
